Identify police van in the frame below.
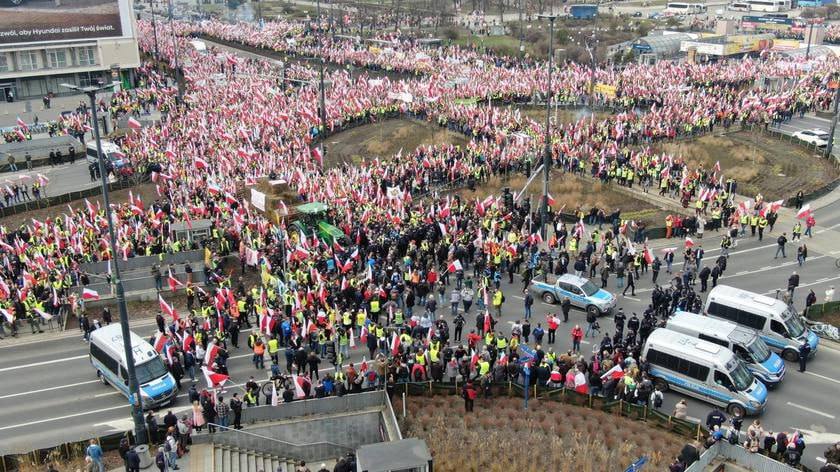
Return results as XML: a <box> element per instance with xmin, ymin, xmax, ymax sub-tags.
<box><xmin>666</xmin><ymin>311</ymin><xmax>785</xmax><ymax>387</ymax></box>
<box><xmin>704</xmin><ymin>285</ymin><xmax>818</xmax><ymax>362</ymax></box>
<box><xmin>643</xmin><ymin>328</ymin><xmax>768</xmax><ymax>417</ymax></box>
<box><xmin>89</xmin><ymin>324</ymin><xmax>178</xmax><ymax>409</ymax></box>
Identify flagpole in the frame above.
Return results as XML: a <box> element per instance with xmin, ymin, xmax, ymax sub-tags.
<box><xmin>317</xmin><ymin>0</ymin><xmax>327</xmax><ymax>160</ymax></box>
<box><xmin>61</xmin><ymin>82</ymin><xmax>147</xmax><ymax>444</ymax></box>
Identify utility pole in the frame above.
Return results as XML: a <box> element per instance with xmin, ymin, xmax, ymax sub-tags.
<box><xmin>317</xmin><ymin>0</ymin><xmax>327</xmax><ymax>157</ymax></box>
<box><xmin>60</xmin><ymin>82</ymin><xmax>147</xmax><ymax>445</ymax></box>
<box><xmin>518</xmin><ymin>0</ymin><xmax>524</xmax><ymax>57</ymax></box>
<box><xmin>150</xmin><ymin>0</ymin><xmax>160</xmax><ymax>62</ymax></box>
<box><xmin>538</xmin><ymin>14</ymin><xmax>556</xmax><ymax>240</ymax></box>
<box><xmin>167</xmin><ymin>0</ymin><xmax>183</xmax><ymax>103</ymax></box>
<box><xmin>825</xmin><ymin>77</ymin><xmax>840</xmax><ymax>160</ymax></box>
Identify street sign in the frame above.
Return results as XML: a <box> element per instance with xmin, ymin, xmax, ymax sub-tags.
<box><xmin>519</xmin><ymin>344</ymin><xmax>536</xmax><ymax>361</ymax></box>
<box><xmin>624</xmin><ymin>456</ymin><xmax>648</xmax><ymax>472</ymax></box>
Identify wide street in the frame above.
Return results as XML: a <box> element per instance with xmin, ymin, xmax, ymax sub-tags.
<box><xmin>1</xmin><ymin>189</ymin><xmax>840</xmax><ymax>469</ymax></box>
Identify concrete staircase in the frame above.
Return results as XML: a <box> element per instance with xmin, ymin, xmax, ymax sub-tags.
<box><xmin>190</xmin><ymin>442</ymin><xmax>296</xmax><ymax>472</ymax></box>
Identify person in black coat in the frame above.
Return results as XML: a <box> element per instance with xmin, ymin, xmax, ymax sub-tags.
<box><xmin>126</xmin><ymin>448</ymin><xmax>141</xmax><ymax>472</ymax></box>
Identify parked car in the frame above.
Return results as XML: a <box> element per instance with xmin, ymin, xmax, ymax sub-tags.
<box><xmin>792</xmin><ymin>129</ymin><xmax>829</xmax><ymax>148</ymax></box>
<box><xmin>530</xmin><ymin>274</ymin><xmax>616</xmax><ymax>317</ymax></box>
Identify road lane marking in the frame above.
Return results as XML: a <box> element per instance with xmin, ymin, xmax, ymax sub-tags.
<box><xmin>763</xmin><ymin>275</ymin><xmax>840</xmax><ymax>295</ymax></box>
<box><xmin>786</xmin><ymin>402</ymin><xmax>836</xmax><ymax>419</ymax></box>
<box><xmin>94</xmin><ymin>391</ymin><xmax>121</xmax><ymax>398</ymax></box>
<box><xmin>0</xmin><ymin>355</ymin><xmax>87</xmax><ymax>373</ymax></box>
<box><xmin>805</xmin><ymin>372</ymin><xmax>840</xmax><ymax>385</ymax></box>
<box><xmin>0</xmin><ymin>380</ymin><xmax>99</xmax><ymax>400</ymax></box>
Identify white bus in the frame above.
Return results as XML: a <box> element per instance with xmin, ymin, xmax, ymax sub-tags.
<box><xmin>643</xmin><ymin>328</ymin><xmax>768</xmax><ymax>417</ymax></box>
<box><xmin>665</xmin><ymin>2</ymin><xmax>709</xmax><ymax>14</ymax></box>
<box><xmin>728</xmin><ymin>2</ymin><xmax>751</xmax><ymax>10</ymax></box>
<box><xmin>704</xmin><ymin>285</ymin><xmax>818</xmax><ymax>362</ymax></box>
<box><xmin>746</xmin><ymin>0</ymin><xmax>790</xmax><ymax>12</ymax></box>
<box><xmin>89</xmin><ymin>324</ymin><xmax>178</xmax><ymax>409</ymax></box>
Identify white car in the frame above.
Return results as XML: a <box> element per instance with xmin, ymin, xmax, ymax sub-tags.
<box><xmin>792</xmin><ymin>129</ymin><xmax>829</xmax><ymax>148</ymax></box>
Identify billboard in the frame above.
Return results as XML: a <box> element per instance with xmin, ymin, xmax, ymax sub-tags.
<box><xmin>0</xmin><ymin>0</ymin><xmax>133</xmax><ymax>46</ymax></box>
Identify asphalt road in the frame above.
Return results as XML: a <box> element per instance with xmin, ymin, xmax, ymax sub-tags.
<box><xmin>2</xmin><ymin>203</ymin><xmax>840</xmax><ymax>469</ymax></box>
<box><xmin>776</xmin><ymin>114</ymin><xmax>840</xmax><ymax>160</ymax></box>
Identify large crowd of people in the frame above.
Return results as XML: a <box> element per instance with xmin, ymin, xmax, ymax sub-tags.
<box><xmin>1</xmin><ymin>12</ymin><xmax>839</xmax><ymax>472</ymax></box>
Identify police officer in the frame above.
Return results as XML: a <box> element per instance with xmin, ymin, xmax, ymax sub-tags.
<box><xmin>798</xmin><ymin>341</ymin><xmax>811</xmax><ymax>373</ymax></box>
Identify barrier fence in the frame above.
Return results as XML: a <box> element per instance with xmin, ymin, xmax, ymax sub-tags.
<box><xmin>397</xmin><ymin>380</ymin><xmax>708</xmax><ymax>442</ymax></box>
<box><xmin>0</xmin><ymin>179</ymin><xmax>139</xmax><ymax>219</ymax></box>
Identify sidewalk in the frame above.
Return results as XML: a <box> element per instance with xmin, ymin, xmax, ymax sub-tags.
<box><xmin>0</xmin><ymin>93</ymin><xmax>92</xmax><ymax>128</ymax></box>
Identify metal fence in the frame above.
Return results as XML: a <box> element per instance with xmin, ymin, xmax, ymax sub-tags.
<box><xmin>805</xmin><ymin>301</ymin><xmax>840</xmax><ymax>319</ymax></box>
<box><xmin>0</xmin><ymin>179</ymin><xmax>139</xmax><ymax>219</ymax></box>
<box><xmin>398</xmin><ymin>379</ymin><xmax>708</xmax><ymax>443</ymax></box>
<box><xmin>686</xmin><ymin>441</ymin><xmax>801</xmax><ymax>472</ymax></box>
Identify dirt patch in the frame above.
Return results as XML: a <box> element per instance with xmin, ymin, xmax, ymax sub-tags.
<box><xmin>15</xmin><ymin>449</ymin><xmax>122</xmax><ymax>472</ymax></box>
<box><xmin>657</xmin><ymin>131</ymin><xmax>839</xmax><ymax>201</ymax></box>
<box><xmin>398</xmin><ymin>395</ymin><xmax>684</xmax><ymax>472</ymax></box>
<box><xmin>495</xmin><ymin>104</ymin><xmax>613</xmax><ymax>126</ymax></box>
<box><xmin>324</xmin><ymin>118</ymin><xmax>469</xmax><ymax>167</ymax></box>
<box><xmin>454</xmin><ymin>172</ymin><xmax>668</xmax><ymax>227</ymax></box>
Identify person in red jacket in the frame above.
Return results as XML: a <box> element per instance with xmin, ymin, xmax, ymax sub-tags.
<box><xmin>571</xmin><ymin>325</ymin><xmax>584</xmax><ymax>353</ymax></box>
<box><xmin>466</xmin><ymin>330</ymin><xmax>481</xmax><ymax>350</ymax></box>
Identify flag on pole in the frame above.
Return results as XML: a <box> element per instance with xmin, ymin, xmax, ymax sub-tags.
<box><xmin>447</xmin><ymin>259</ymin><xmax>463</xmax><ymax>273</ymax></box>
<box><xmin>168</xmin><ymin>270</ymin><xmax>183</xmax><ymax>292</ymax></box>
<box><xmin>153</xmin><ymin>332</ymin><xmax>168</xmax><ymax>353</ymax></box>
<box><xmin>291</xmin><ymin>374</ymin><xmax>307</xmax><ymax>399</ymax></box>
<box><xmin>127</xmin><ymin>117</ymin><xmax>143</xmax><ymax>130</ymax></box>
<box><xmin>82</xmin><ymin>288</ymin><xmax>100</xmax><ymax>301</ymax></box>
<box><xmin>34</xmin><ymin>308</ymin><xmax>53</xmax><ymax>321</ymax></box>
<box><xmin>159</xmin><ymin>295</ymin><xmax>178</xmax><ymax>321</ymax></box>
<box><xmin>796</xmin><ymin>204</ymin><xmax>811</xmax><ymax>220</ymax></box>
<box><xmin>390</xmin><ymin>332</ymin><xmax>401</xmax><ymax>355</ymax></box>
<box><xmin>202</xmin><ymin>366</ymin><xmax>229</xmax><ymax>389</ymax></box>
<box><xmin>204</xmin><ymin>342</ymin><xmax>220</xmax><ymax>367</ymax></box>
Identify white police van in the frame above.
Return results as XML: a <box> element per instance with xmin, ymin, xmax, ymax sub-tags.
<box><xmin>643</xmin><ymin>328</ymin><xmax>768</xmax><ymax>417</ymax></box>
<box><xmin>704</xmin><ymin>285</ymin><xmax>818</xmax><ymax>362</ymax></box>
<box><xmin>666</xmin><ymin>311</ymin><xmax>785</xmax><ymax>387</ymax></box>
<box><xmin>89</xmin><ymin>324</ymin><xmax>178</xmax><ymax>409</ymax></box>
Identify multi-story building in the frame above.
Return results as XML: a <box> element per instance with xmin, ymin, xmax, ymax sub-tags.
<box><xmin>0</xmin><ymin>0</ymin><xmax>140</xmax><ymax>101</ymax></box>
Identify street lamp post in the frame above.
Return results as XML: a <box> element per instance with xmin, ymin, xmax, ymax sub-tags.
<box><xmin>538</xmin><ymin>14</ymin><xmax>557</xmax><ymax>241</ymax></box>
<box><xmin>60</xmin><ymin>82</ymin><xmax>147</xmax><ymax>445</ymax></box>
<box><xmin>518</xmin><ymin>0</ymin><xmax>524</xmax><ymax>58</ymax></box>
<box><xmin>805</xmin><ymin>22</ymin><xmax>813</xmax><ymax>61</ymax></box>
<box><xmin>167</xmin><ymin>0</ymin><xmax>183</xmax><ymax>103</ymax></box>
<box><xmin>825</xmin><ymin>76</ymin><xmax>840</xmax><ymax>159</ymax></box>
<box><xmin>150</xmin><ymin>0</ymin><xmax>160</xmax><ymax>61</ymax></box>
<box><xmin>316</xmin><ymin>0</ymin><xmax>327</xmax><ymax>157</ymax></box>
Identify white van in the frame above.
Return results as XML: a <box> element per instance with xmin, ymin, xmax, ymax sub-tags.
<box><xmin>728</xmin><ymin>2</ymin><xmax>750</xmax><ymax>10</ymax></box>
<box><xmin>86</xmin><ymin>139</ymin><xmax>129</xmax><ymax>169</ymax></box>
<box><xmin>643</xmin><ymin>328</ymin><xmax>768</xmax><ymax>417</ymax></box>
<box><xmin>666</xmin><ymin>311</ymin><xmax>785</xmax><ymax>387</ymax></box>
<box><xmin>89</xmin><ymin>324</ymin><xmax>178</xmax><ymax>409</ymax></box>
<box><xmin>704</xmin><ymin>285</ymin><xmax>818</xmax><ymax>362</ymax></box>
<box><xmin>665</xmin><ymin>2</ymin><xmax>708</xmax><ymax>14</ymax></box>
